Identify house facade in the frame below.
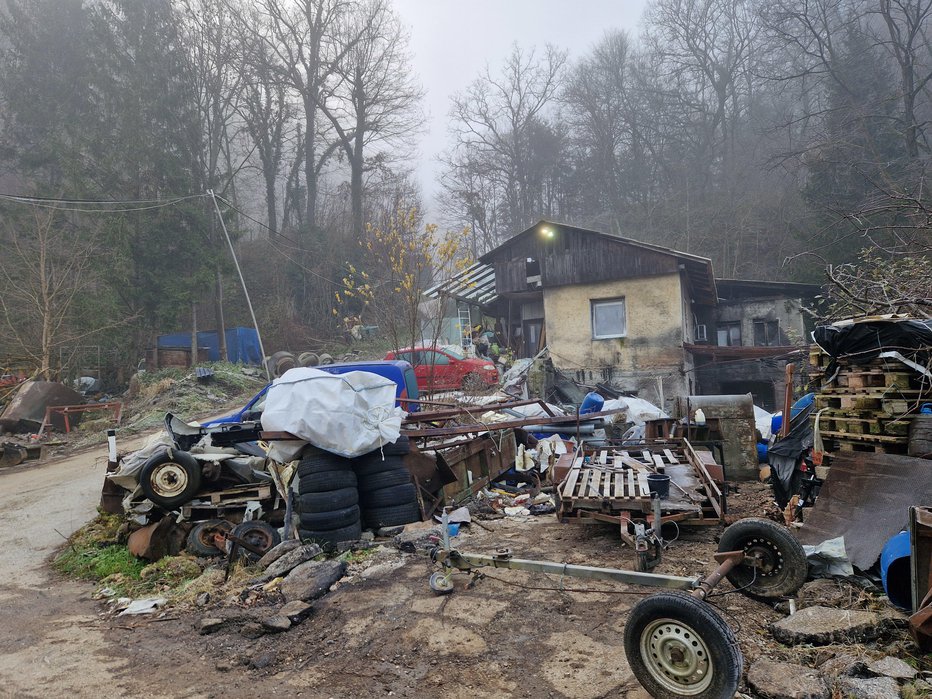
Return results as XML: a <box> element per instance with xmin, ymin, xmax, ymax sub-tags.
<box><xmin>427</xmin><ymin>221</ymin><xmax>817</xmax><ymax>412</ymax></box>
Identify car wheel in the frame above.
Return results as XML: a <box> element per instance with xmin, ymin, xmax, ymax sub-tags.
<box><xmin>186</xmin><ymin>519</ymin><xmax>232</xmax><ymax>557</ymax></box>
<box><xmin>362</xmin><ymin>501</ymin><xmax>421</xmax><ymax>529</ymax></box>
<box><xmin>360</xmin><ymin>483</ymin><xmax>417</xmax><ymax>509</ymax></box>
<box><xmin>298</xmin><ymin>487</ymin><xmax>359</xmax><ymax>512</ymax></box>
<box><xmin>299</xmin><ymin>521</ymin><xmax>362</xmax><ymax>546</ymax></box>
<box><xmin>139</xmin><ymin>449</ymin><xmax>202</xmax><ymax>509</ymax></box>
<box><xmin>299</xmin><ymin>504</ymin><xmax>361</xmax><ymax>531</ymax></box>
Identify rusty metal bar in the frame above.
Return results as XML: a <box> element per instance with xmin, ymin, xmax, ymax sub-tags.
<box><xmin>692</xmin><ymin>551</ymin><xmax>744</xmax><ymax>600</ymax></box>
<box><xmin>402</xmin><ymin>406</ymin><xmax>625</xmax><ymax>438</ymax></box>
<box><xmin>448</xmin><ymin>550</ymin><xmax>697</xmax><ymax>590</ymax></box>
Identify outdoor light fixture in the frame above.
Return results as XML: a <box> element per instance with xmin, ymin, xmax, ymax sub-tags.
<box><xmin>542</xmin><ymin>227</ymin><xmax>555</xmax><ymax>238</ymax></box>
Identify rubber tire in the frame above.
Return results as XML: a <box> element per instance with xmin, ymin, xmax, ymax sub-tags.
<box><xmin>383</xmin><ymin>436</ymin><xmax>410</xmax><ymax>456</ymax></box>
<box><xmin>358</xmin><ymin>468</ymin><xmax>411</xmax><ymax>492</ymax></box>
<box><xmin>229</xmin><ymin>520</ymin><xmax>281</xmax><ymax>559</ymax></box>
<box><xmin>299</xmin><ymin>487</ymin><xmax>358</xmax><ymax>512</ymax></box>
<box><xmin>139</xmin><ymin>449</ymin><xmax>202</xmax><ymax>509</ymax></box>
<box><xmin>299</xmin><ymin>469</ymin><xmax>357</xmax><ymax>493</ymax></box>
<box><xmin>362</xmin><ymin>501</ymin><xmax>421</xmax><ymax>529</ymax></box>
<box><xmin>354</xmin><ymin>453</ymin><xmax>404</xmax><ymax>477</ymax></box>
<box><xmin>360</xmin><ymin>483</ymin><xmax>417</xmax><ymax>509</ymax></box>
<box><xmin>297</xmin><ymin>452</ymin><xmax>353</xmax><ymax>479</ymax></box>
<box><xmin>717</xmin><ymin>517</ymin><xmax>808</xmax><ymax>598</ymax></box>
<box><xmin>624</xmin><ymin>591</ymin><xmax>742</xmax><ymax>699</ymax></box>
<box><xmin>186</xmin><ymin>519</ymin><xmax>232</xmax><ymax>557</ymax></box>
<box><xmin>299</xmin><ymin>521</ymin><xmax>362</xmax><ymax>545</ymax></box>
<box><xmin>299</xmin><ymin>504</ymin><xmax>361</xmax><ymax>531</ymax></box>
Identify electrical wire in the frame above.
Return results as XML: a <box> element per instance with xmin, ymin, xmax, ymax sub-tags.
<box><xmin>0</xmin><ymin>192</ymin><xmax>208</xmax><ymax>213</ymax></box>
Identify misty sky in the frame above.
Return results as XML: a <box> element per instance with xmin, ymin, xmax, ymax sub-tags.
<box><xmin>391</xmin><ymin>0</ymin><xmax>650</xmax><ymax>218</ymax></box>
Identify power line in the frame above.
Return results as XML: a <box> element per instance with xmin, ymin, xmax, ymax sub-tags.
<box><xmin>0</xmin><ymin>192</ymin><xmax>208</xmax><ymax>213</ymax></box>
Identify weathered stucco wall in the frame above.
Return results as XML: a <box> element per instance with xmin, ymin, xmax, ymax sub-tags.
<box><xmin>543</xmin><ymin>273</ymin><xmax>688</xmax><ymax>408</ymax></box>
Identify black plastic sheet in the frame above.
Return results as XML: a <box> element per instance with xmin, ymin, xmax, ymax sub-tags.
<box><xmin>813</xmin><ymin>318</ymin><xmax>932</xmax><ymax>363</ymax></box>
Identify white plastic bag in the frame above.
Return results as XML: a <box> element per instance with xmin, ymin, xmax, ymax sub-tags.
<box><xmin>261</xmin><ymin>367</ymin><xmax>405</xmax><ymax>458</ymax></box>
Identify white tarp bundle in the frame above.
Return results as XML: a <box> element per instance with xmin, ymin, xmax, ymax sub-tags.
<box><xmin>261</xmin><ymin>367</ymin><xmax>405</xmax><ymax>459</ymax></box>
<box><xmin>601</xmin><ymin>397</ymin><xmax>667</xmax><ymax>425</ymax></box>
<box><xmin>754</xmin><ymin>405</ymin><xmax>774</xmax><ymax>442</ymax></box>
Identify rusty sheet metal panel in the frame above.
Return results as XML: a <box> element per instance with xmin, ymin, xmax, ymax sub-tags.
<box><xmin>0</xmin><ymin>380</ymin><xmax>84</xmax><ymax>433</ymax></box>
<box><xmin>796</xmin><ymin>452</ymin><xmax>932</xmax><ymax>571</ymax></box>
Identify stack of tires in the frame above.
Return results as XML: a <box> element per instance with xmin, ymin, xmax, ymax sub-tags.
<box><xmin>297</xmin><ymin>445</ymin><xmax>362</xmax><ymax>546</ymax></box>
<box><xmin>353</xmin><ymin>436</ymin><xmax>421</xmax><ymax>530</ymax></box>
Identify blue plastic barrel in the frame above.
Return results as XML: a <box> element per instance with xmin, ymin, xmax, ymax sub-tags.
<box><xmin>580</xmin><ymin>392</ymin><xmax>605</xmax><ymax>415</ymax></box>
<box><xmin>880</xmin><ymin>531</ymin><xmax>911</xmax><ymax>610</ymax></box>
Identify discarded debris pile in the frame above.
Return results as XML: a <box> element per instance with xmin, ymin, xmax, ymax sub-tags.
<box><xmin>810</xmin><ymin>316</ymin><xmax>932</xmax><ymax>458</ymax></box>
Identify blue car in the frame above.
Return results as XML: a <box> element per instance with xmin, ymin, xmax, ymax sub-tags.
<box><xmin>204</xmin><ymin>360</ymin><xmax>421</xmax><ymax>426</ymax></box>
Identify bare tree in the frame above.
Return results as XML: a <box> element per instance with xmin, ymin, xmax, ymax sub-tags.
<box><xmin>0</xmin><ymin>207</ymin><xmax>101</xmax><ymax>379</ymax></box>
<box><xmin>318</xmin><ymin>0</ymin><xmax>425</xmax><ymax>237</ymax></box>
<box><xmin>446</xmin><ymin>43</ymin><xmax>567</xmax><ymax>241</ymax></box>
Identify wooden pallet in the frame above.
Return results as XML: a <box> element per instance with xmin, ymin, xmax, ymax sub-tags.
<box><xmin>828</xmin><ymin>438</ymin><xmax>909</xmax><ymax>455</ymax></box>
<box><xmin>815</xmin><ymin>393</ymin><xmax>911</xmax><ymax>414</ymax></box>
<box><xmin>813</xmin><ymin>413</ymin><xmax>911</xmax><ymax>437</ymax></box>
<box><xmin>559</xmin><ymin>458</ymin><xmax>651</xmax><ymax>508</ymax></box>
<box><xmin>207</xmin><ymin>483</ymin><xmax>273</xmax><ymax>505</ymax></box>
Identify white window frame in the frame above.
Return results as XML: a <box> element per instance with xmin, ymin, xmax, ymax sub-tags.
<box><xmin>591</xmin><ymin>297</ymin><xmax>627</xmax><ymax>340</ymax></box>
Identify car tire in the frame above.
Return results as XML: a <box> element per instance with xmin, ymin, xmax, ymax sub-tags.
<box><xmin>298</xmin><ymin>487</ymin><xmax>359</xmax><ymax>512</ymax></box>
<box><xmin>139</xmin><ymin>449</ymin><xmax>202</xmax><ymax>509</ymax></box>
<box><xmin>186</xmin><ymin>519</ymin><xmax>232</xmax><ymax>557</ymax></box>
<box><xmin>228</xmin><ymin>520</ymin><xmax>281</xmax><ymax>560</ymax></box>
<box><xmin>297</xmin><ymin>451</ymin><xmax>353</xmax><ymax>479</ymax></box>
<box><xmin>382</xmin><ymin>436</ymin><xmax>410</xmax><ymax>456</ymax></box>
<box><xmin>358</xmin><ymin>468</ymin><xmax>411</xmax><ymax>492</ymax></box>
<box><xmin>299</xmin><ymin>521</ymin><xmax>362</xmax><ymax>546</ymax></box>
<box><xmin>299</xmin><ymin>469</ymin><xmax>357</xmax><ymax>493</ymax></box>
<box><xmin>299</xmin><ymin>504</ymin><xmax>361</xmax><ymax>531</ymax></box>
<box><xmin>362</xmin><ymin>501</ymin><xmax>421</xmax><ymax>529</ymax></box>
<box><xmin>360</xmin><ymin>483</ymin><xmax>417</xmax><ymax>509</ymax></box>
<box><xmin>717</xmin><ymin>518</ymin><xmax>808</xmax><ymax>599</ymax></box>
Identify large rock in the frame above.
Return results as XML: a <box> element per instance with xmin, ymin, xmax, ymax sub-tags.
<box><xmin>836</xmin><ymin>676</ymin><xmax>901</xmax><ymax>699</ymax></box>
<box><xmin>771</xmin><ymin>606</ymin><xmax>881</xmax><ymax>645</ymax></box>
<box><xmin>818</xmin><ymin>653</ymin><xmax>867</xmax><ymax>678</ymax></box>
<box><xmin>867</xmin><ymin>655</ymin><xmax>917</xmax><ymax>680</ymax></box>
<box><xmin>281</xmin><ymin>559</ymin><xmax>347</xmax><ymax>602</ymax></box>
<box><xmin>256</xmin><ymin>539</ymin><xmax>302</xmax><ymax>568</ymax></box>
<box><xmin>260</xmin><ymin>544</ymin><xmax>323</xmax><ymax>581</ymax></box>
<box><xmin>747</xmin><ymin>659</ymin><xmax>830</xmax><ymax>699</ymax></box>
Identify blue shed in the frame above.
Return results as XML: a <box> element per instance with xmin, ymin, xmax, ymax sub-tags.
<box><xmin>157</xmin><ymin>327</ymin><xmax>262</xmax><ymax>364</ymax></box>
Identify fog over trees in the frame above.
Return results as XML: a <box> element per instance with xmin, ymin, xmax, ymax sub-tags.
<box><xmin>0</xmin><ymin>0</ymin><xmax>929</xmax><ymax>372</ymax></box>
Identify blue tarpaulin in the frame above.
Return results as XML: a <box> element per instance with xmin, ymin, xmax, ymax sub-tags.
<box><xmin>157</xmin><ymin>327</ymin><xmax>262</xmax><ymax>364</ymax></box>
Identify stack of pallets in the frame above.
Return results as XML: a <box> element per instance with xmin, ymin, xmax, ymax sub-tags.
<box><xmin>809</xmin><ymin>347</ymin><xmax>930</xmax><ymax>455</ymax></box>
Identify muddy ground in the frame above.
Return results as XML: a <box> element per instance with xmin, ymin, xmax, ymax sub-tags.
<box><xmin>0</xmin><ymin>439</ymin><xmax>916</xmax><ymax>698</ymax></box>
<box><xmin>72</xmin><ymin>487</ymin><xmax>916</xmax><ymax>696</ymax></box>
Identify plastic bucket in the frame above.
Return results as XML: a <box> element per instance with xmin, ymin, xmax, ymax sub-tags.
<box><xmin>880</xmin><ymin>530</ymin><xmax>911</xmax><ymax>610</ymax></box>
<box><xmin>647</xmin><ymin>473</ymin><xmax>671</xmax><ymax>499</ymax></box>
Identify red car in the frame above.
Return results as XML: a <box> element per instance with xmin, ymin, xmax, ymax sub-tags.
<box><xmin>384</xmin><ymin>346</ymin><xmax>499</xmax><ymax>392</ymax></box>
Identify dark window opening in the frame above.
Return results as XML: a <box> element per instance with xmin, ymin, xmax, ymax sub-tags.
<box><xmin>753</xmin><ymin>319</ymin><xmax>781</xmax><ymax>347</ymax></box>
<box><xmin>717</xmin><ymin>321</ymin><xmax>742</xmax><ymax>347</ymax></box>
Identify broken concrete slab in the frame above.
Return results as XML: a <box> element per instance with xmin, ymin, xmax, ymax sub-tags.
<box><xmin>256</xmin><ymin>539</ymin><xmax>302</xmax><ymax>568</ymax></box>
<box><xmin>261</xmin><ymin>615</ymin><xmax>291</xmax><ymax>633</ymax></box>
<box><xmin>818</xmin><ymin>653</ymin><xmax>867</xmax><ymax>678</ymax></box>
<box><xmin>259</xmin><ymin>543</ymin><xmax>322</xmax><ymax>581</ymax></box>
<box><xmin>279</xmin><ymin>600</ymin><xmax>313</xmax><ymax>620</ymax></box>
<box><xmin>836</xmin><ymin>676</ymin><xmax>901</xmax><ymax>699</ymax></box>
<box><xmin>281</xmin><ymin>559</ymin><xmax>347</xmax><ymax>603</ymax></box>
<box><xmin>746</xmin><ymin>659</ymin><xmax>829</xmax><ymax>699</ymax></box>
<box><xmin>771</xmin><ymin>606</ymin><xmax>881</xmax><ymax>645</ymax></box>
<box><xmin>866</xmin><ymin>655</ymin><xmax>917</xmax><ymax>680</ymax></box>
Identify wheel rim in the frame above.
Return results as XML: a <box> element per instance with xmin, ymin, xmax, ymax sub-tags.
<box><xmin>741</xmin><ymin>536</ymin><xmax>784</xmax><ymax>585</ymax></box>
<box><xmin>240</xmin><ymin>526</ymin><xmax>274</xmax><ymax>552</ymax></box>
<box><xmin>149</xmin><ymin>462</ymin><xmax>189</xmax><ymax>498</ymax></box>
<box><xmin>640</xmin><ymin>617</ymin><xmax>713</xmax><ymax>695</ymax></box>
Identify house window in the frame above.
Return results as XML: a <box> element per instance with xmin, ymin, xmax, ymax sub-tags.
<box><xmin>717</xmin><ymin>321</ymin><xmax>742</xmax><ymax>346</ymax></box>
<box><xmin>754</xmin><ymin>319</ymin><xmax>781</xmax><ymax>347</ymax></box>
<box><xmin>591</xmin><ymin>297</ymin><xmax>627</xmax><ymax>339</ymax></box>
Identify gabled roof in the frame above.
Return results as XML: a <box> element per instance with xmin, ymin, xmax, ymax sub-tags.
<box><xmin>479</xmin><ymin>220</ymin><xmax>717</xmax><ymax>304</ymax></box>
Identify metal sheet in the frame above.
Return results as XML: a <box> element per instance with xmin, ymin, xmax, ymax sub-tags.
<box><xmin>0</xmin><ymin>380</ymin><xmax>84</xmax><ymax>433</ymax></box>
<box><xmin>796</xmin><ymin>452</ymin><xmax>932</xmax><ymax>570</ymax></box>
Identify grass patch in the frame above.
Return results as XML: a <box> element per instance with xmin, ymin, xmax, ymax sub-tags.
<box><xmin>55</xmin><ymin>543</ymin><xmax>147</xmax><ymax>583</ymax></box>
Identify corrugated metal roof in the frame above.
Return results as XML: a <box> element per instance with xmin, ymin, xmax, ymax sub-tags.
<box><xmin>423</xmin><ymin>262</ymin><xmax>498</xmax><ymax>305</ymax></box>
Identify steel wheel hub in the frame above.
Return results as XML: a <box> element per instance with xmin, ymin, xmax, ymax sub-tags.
<box><xmin>745</xmin><ymin>537</ymin><xmax>783</xmax><ymax>577</ymax></box>
<box><xmin>150</xmin><ymin>462</ymin><xmax>188</xmax><ymax>497</ymax></box>
<box><xmin>640</xmin><ymin>617</ymin><xmax>713</xmax><ymax>695</ymax></box>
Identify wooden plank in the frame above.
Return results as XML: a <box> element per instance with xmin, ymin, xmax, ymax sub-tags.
<box><xmin>652</xmin><ymin>454</ymin><xmax>666</xmax><ymax>471</ymax></box>
<box><xmin>598</xmin><ymin>450</ymin><xmax>608</xmax><ymax>465</ymax></box>
<box><xmin>627</xmin><ymin>469</ymin><xmax>636</xmax><ymax>498</ymax></box>
<box><xmin>612</xmin><ymin>472</ymin><xmax>621</xmax><ymax>498</ymax></box>
<box><xmin>641</xmin><ymin>450</ymin><xmax>652</xmax><ymax>462</ymax></box>
<box><xmin>637</xmin><ymin>471</ymin><xmax>651</xmax><ymax>498</ymax></box>
<box><xmin>619</xmin><ymin>455</ymin><xmax>645</xmax><ymax>470</ymax></box>
<box><xmin>561</xmin><ymin>458</ymin><xmax>583</xmax><ymax>498</ymax></box>
<box><xmin>587</xmin><ymin>470</ymin><xmax>601</xmax><ymax>497</ymax></box>
<box><xmin>663</xmin><ymin>448</ymin><xmax>680</xmax><ymax>465</ymax></box>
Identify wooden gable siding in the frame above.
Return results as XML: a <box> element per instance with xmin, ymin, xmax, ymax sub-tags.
<box><xmin>490</xmin><ymin>228</ymin><xmax>679</xmax><ymax>293</ymax></box>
